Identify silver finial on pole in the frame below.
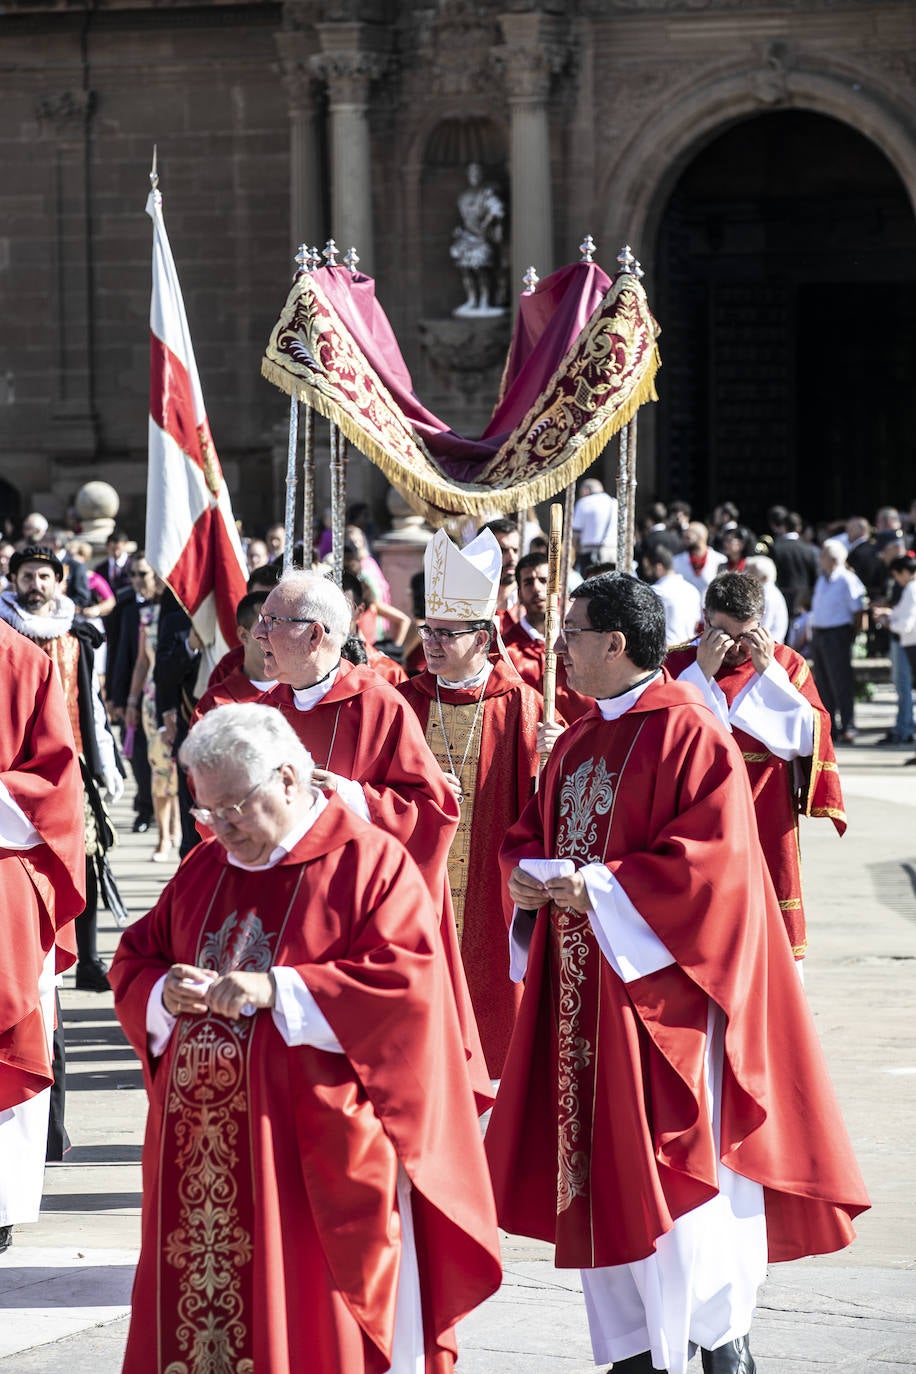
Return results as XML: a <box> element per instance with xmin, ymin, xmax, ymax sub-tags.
<box><xmin>294</xmin><ymin>243</ymin><xmax>310</xmax><ymax>277</ymax></box>
<box><xmin>633</xmin><ymin>258</ymin><xmax>645</xmax><ymax>280</ymax></box>
<box><xmin>323</xmin><ymin>239</ymin><xmax>340</xmax><ymax>267</ymax></box>
<box><xmin>522</xmin><ymin>266</ymin><xmax>540</xmax><ymax>295</ymax></box>
<box><xmin>150</xmin><ymin>145</ymin><xmax>159</xmax><ymax>192</ymax></box>
<box><xmin>343</xmin><ymin>246</ymin><xmax>360</xmax><ymax>275</ymax></box>
<box><xmin>579</xmin><ymin>235</ymin><xmax>596</xmax><ymax>263</ymax></box>
<box><xmin>616</xmin><ymin>244</ymin><xmax>637</xmax><ymax>275</ymax></box>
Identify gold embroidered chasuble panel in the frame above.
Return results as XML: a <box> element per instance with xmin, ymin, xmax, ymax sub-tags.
<box><xmin>157</xmin><ymin>871</ymin><xmax>303</xmax><ymax>1374</ymax></box>
<box><xmin>548</xmin><ymin>717</ymin><xmax>647</xmax><ymax>1245</ymax></box>
<box><xmin>424</xmin><ymin>697</ymin><xmax>486</xmax><ymax>945</ymax></box>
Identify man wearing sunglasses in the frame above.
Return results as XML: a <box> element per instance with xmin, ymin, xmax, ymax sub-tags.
<box><xmin>250</xmin><ymin>569</ymin><xmax>489</xmax><ymax>1105</ymax></box>
<box><xmin>666</xmin><ymin>572</ymin><xmax>845</xmax><ymax>968</ymax></box>
<box><xmin>487</xmin><ymin>572</ymin><xmax>868</xmax><ymax>1374</ymax></box>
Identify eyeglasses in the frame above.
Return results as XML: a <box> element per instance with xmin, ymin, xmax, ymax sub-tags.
<box><xmin>257</xmin><ymin>614</ymin><xmax>329</xmax><ymax>634</ymax></box>
<box><xmin>190</xmin><ymin>768</ymin><xmax>281</xmax><ymax>827</ymax></box>
<box><xmin>417</xmin><ymin>624</ymin><xmax>486</xmax><ymax>644</ymax></box>
<box><xmin>561</xmin><ymin>625</ymin><xmax>612</xmax><ymax>635</ymax></box>
<box><xmin>129</xmin><ymin>569</ymin><xmax>153</xmax><ymax>579</ymax></box>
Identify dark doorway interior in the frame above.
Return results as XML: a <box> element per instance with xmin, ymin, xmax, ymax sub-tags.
<box><xmin>655</xmin><ymin>111</ymin><xmax>916</xmax><ymax>532</ymax></box>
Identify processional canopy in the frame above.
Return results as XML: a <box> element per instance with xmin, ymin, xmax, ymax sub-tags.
<box><xmin>261</xmin><ymin>248</ymin><xmax>661</xmax><ymax>525</ymax></box>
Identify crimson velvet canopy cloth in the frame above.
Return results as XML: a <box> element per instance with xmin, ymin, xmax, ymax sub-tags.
<box><xmin>261</xmin><ymin>260</ymin><xmax>661</xmax><ymax>523</ymax></box>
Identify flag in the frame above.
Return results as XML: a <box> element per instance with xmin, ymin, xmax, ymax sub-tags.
<box><xmin>146</xmin><ymin>182</ymin><xmax>247</xmax><ymax>683</ymax></box>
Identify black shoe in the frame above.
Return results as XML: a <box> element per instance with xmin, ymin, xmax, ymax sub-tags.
<box><xmin>75</xmin><ymin>961</ymin><xmax>111</xmax><ymax>993</ymax></box>
<box><xmin>609</xmin><ymin>1355</ymin><xmax>667</xmax><ymax>1373</ymax></box>
<box><xmin>0</xmin><ymin>1225</ymin><xmax>12</xmax><ymax>1253</ymax></box>
<box><xmin>876</xmin><ymin>733</ymin><xmax>902</xmax><ymax>745</ymax></box>
<box><xmin>701</xmin><ymin>1335</ymin><xmax>756</xmax><ymax>1374</ymax></box>
<box><xmin>132</xmin><ymin>816</ymin><xmax>152</xmax><ymax>834</ymax></box>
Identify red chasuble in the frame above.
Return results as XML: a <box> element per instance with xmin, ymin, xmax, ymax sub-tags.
<box><xmin>0</xmin><ymin>621</ymin><xmax>85</xmax><ymax>1110</ymax></box>
<box><xmin>486</xmin><ymin>675</ymin><xmax>869</xmax><ymax>1269</ymax></box>
<box><xmin>665</xmin><ymin>641</ymin><xmax>845</xmax><ymax>957</ymax></box>
<box><xmin>365</xmin><ymin>640</ymin><xmax>407</xmax><ymax>686</ymax></box>
<box><xmin>205</xmin><ymin>643</ymin><xmax>244</xmax><ymax>689</ymax></box>
<box><xmin>501</xmin><ymin>618</ymin><xmax>592</xmax><ymax>724</ymax></box>
<box><xmin>398</xmin><ymin>659</ymin><xmax>543</xmax><ymax>1076</ymax></box>
<box><xmin>191</xmin><ymin>664</ymin><xmax>269</xmax><ymax>722</ymax></box>
<box><xmin>264</xmin><ymin>661</ymin><xmax>489</xmax><ymax>1105</ymax></box>
<box><xmin>110</xmin><ymin>798</ymin><xmax>501</xmax><ymax>1374</ymax></box>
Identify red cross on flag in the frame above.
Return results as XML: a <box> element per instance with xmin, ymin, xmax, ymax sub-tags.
<box><xmin>145</xmin><ymin>181</ymin><xmax>247</xmax><ymax>681</ymax></box>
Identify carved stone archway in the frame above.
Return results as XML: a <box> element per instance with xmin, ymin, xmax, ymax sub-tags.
<box><xmin>597</xmin><ymin>62</ymin><xmax>916</xmax><ymax>496</ymax></box>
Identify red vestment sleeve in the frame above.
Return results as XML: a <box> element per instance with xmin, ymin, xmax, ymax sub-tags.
<box><xmin>0</xmin><ymin>622</ymin><xmax>85</xmax><ymax>1109</ymax></box>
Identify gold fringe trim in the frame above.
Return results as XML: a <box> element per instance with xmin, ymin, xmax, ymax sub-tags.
<box><xmin>778</xmin><ymin>898</ymin><xmax>802</xmax><ymax>911</ymax></box>
<box><xmin>741</xmin><ymin>751</ymin><xmax>770</xmax><ymax>763</ymax></box>
<box><xmin>810</xmin><ymin>805</ymin><xmax>847</xmax><ymax>822</ymax></box>
<box><xmin>792</xmin><ymin>941</ymin><xmax>808</xmax><ymax>958</ymax></box>
<box><xmin>261</xmin><ymin>351</ymin><xmax>660</xmax><ymax>525</ymax></box>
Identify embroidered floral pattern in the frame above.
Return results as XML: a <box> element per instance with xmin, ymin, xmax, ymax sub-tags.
<box><xmin>555</xmin><ymin>757</ymin><xmax>615</xmax><ymax>862</ymax></box>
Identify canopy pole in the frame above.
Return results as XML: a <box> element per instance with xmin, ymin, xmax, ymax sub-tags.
<box><xmin>330</xmin><ymin>422</ymin><xmax>348</xmax><ymax>588</ymax></box>
<box><xmin>625</xmin><ymin>411</ymin><xmax>639</xmax><ymax>575</ymax></box>
<box><xmin>616</xmin><ymin>423</ymin><xmax>629</xmax><ymax>573</ymax></box>
<box><xmin>560</xmin><ymin>480</ymin><xmax>575</xmax><ymax>596</ymax></box>
<box><xmin>301</xmin><ymin>403</ymin><xmax>315</xmax><ymax>567</ymax></box>
<box><xmin>283</xmin><ymin>396</ymin><xmax>299</xmax><ymax>574</ymax></box>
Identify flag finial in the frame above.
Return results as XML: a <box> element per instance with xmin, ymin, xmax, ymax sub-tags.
<box><xmin>150</xmin><ymin>145</ymin><xmax>159</xmax><ymax>192</ymax></box>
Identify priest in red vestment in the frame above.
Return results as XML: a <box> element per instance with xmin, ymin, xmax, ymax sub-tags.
<box><xmin>486</xmin><ymin>573</ymin><xmax>869</xmax><ymax>1374</ymax></box>
<box><xmin>110</xmin><ymin>703</ymin><xmax>501</xmax><ymax>1373</ymax></box>
<box><xmin>0</xmin><ymin>616</ymin><xmax>85</xmax><ymax>1251</ymax></box>
<box><xmin>502</xmin><ymin>552</ymin><xmax>591</xmax><ymax>724</ymax></box>
<box><xmin>665</xmin><ymin>571</ymin><xmax>845</xmax><ymax>962</ymax></box>
<box><xmin>191</xmin><ymin>590</ymin><xmax>277</xmax><ymax>721</ymax></box>
<box><xmin>250</xmin><ymin>569</ymin><xmax>489</xmax><ymax>1104</ymax></box>
<box><xmin>398</xmin><ymin>528</ymin><xmax>547</xmax><ymax>1077</ymax></box>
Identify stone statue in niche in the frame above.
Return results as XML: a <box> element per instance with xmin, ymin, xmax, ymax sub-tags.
<box><xmin>450</xmin><ymin>163</ymin><xmax>507</xmax><ymax>317</ymax></box>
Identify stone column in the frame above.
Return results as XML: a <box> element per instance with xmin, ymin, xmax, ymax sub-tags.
<box><xmin>37</xmin><ymin>89</ymin><xmax>98</xmax><ymax>458</ymax></box>
<box><xmin>275</xmin><ymin>8</ymin><xmax>324</xmax><ymax>252</ymax></box>
<box><xmin>313</xmin><ymin>25</ymin><xmax>388</xmax><ymax>279</ymax></box>
<box><xmin>496</xmin><ymin>13</ymin><xmax>564</xmax><ymax>295</ymax></box>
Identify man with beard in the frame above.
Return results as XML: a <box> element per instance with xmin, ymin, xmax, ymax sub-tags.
<box><xmin>0</xmin><ymin>546</ymin><xmax>124</xmax><ymax>990</ymax></box>
<box><xmin>477</xmin><ymin>517</ymin><xmax>521</xmax><ymax>624</ymax></box>
<box><xmin>487</xmin><ymin>573</ymin><xmax>868</xmax><ymax>1374</ymax></box>
<box><xmin>666</xmin><ymin>573</ymin><xmax>844</xmax><ymax>966</ymax></box>
<box><xmin>502</xmin><ymin>552</ymin><xmax>591</xmax><ymax>724</ymax></box>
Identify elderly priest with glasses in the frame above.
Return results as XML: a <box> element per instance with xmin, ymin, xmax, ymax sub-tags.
<box><xmin>250</xmin><ymin>569</ymin><xmax>489</xmax><ymax>1105</ymax></box>
<box><xmin>485</xmin><ymin>572</ymin><xmax>869</xmax><ymax>1374</ymax></box>
<box><xmin>110</xmin><ymin>703</ymin><xmax>501</xmax><ymax>1374</ymax></box>
<box><xmin>399</xmin><ymin>528</ymin><xmax>551</xmax><ymax>1078</ymax></box>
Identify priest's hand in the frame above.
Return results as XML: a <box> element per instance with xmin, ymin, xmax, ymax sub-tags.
<box><xmin>537</xmin><ymin>721</ymin><xmax>565</xmax><ymax>755</ymax></box>
<box><xmin>163</xmin><ymin>964</ymin><xmax>217</xmax><ymax>1017</ymax></box>
<box><xmin>312</xmin><ymin>769</ymin><xmax>339</xmax><ymax>793</ymax></box>
<box><xmin>508</xmin><ymin>866</ymin><xmax>549</xmax><ymax>909</ymax></box>
<box><xmin>696</xmin><ymin>623</ymin><xmax>733</xmax><ymax>678</ymax></box>
<box><xmin>442</xmin><ymin>770</ymin><xmax>463</xmax><ymax>803</ymax></box>
<box><xmin>742</xmin><ymin>624</ymin><xmax>775</xmax><ymax>676</ymax></box>
<box><xmin>205</xmin><ymin>971</ymin><xmax>276</xmax><ymax>1020</ymax></box>
<box><xmin>544</xmin><ymin>871</ymin><xmax>592</xmax><ymax>913</ymax></box>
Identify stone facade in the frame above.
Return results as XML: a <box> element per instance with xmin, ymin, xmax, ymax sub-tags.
<box><xmin>1</xmin><ymin>0</ymin><xmax>914</xmax><ymax>536</ymax></box>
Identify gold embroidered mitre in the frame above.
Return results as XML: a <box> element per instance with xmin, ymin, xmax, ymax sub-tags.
<box><xmin>424</xmin><ymin>528</ymin><xmax>502</xmax><ymax>621</ymax></box>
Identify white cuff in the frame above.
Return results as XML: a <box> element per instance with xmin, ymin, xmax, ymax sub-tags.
<box><xmin>332</xmin><ymin>775</ymin><xmax>371</xmax><ymax>823</ymax></box>
<box><xmin>0</xmin><ymin>781</ymin><xmax>42</xmax><ymax>850</ymax></box>
<box><xmin>271</xmin><ymin>966</ymin><xmax>345</xmax><ymax>1052</ymax></box>
<box><xmin>729</xmin><ymin>659</ymin><xmax>814</xmax><ymax>761</ymax></box>
<box><xmin>678</xmin><ymin>661</ymin><xmax>731</xmax><ymax>732</ymax></box>
<box><xmin>508</xmin><ymin>907</ymin><xmax>535</xmax><ymax>982</ymax></box>
<box><xmin>579</xmin><ymin>864</ymin><xmax>675</xmax><ymax>982</ymax></box>
<box><xmin>146</xmin><ymin>974</ymin><xmax>177</xmax><ymax>1057</ymax></box>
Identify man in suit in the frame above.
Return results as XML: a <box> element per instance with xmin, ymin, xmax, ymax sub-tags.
<box><xmin>772</xmin><ymin>511</ymin><xmax>818</xmax><ymax>620</ymax></box>
<box><xmin>94</xmin><ymin>529</ymin><xmax>132</xmax><ymax>594</ymax></box>
<box><xmin>105</xmin><ymin>552</ymin><xmax>156</xmax><ymax>831</ymax></box>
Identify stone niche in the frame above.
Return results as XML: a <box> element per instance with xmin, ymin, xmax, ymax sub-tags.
<box><xmin>416</xmin><ymin>115</ymin><xmax>512</xmax><ymax>439</ymax></box>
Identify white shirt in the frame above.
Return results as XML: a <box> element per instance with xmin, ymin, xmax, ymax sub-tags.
<box><xmin>650</xmin><ymin>572</ymin><xmax>702</xmax><ymax>647</ymax></box>
<box><xmin>671</xmin><ymin>548</ymin><xmax>727</xmax><ymax>595</ymax></box>
<box><xmin>573</xmin><ymin>491</ymin><xmax>618</xmax><ymax>554</ymax></box>
<box><xmin>760</xmin><ymin>581</ymin><xmax>789</xmax><ymax>643</ymax></box>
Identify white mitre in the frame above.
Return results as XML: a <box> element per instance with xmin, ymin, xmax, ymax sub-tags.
<box><xmin>424</xmin><ymin>527</ymin><xmax>501</xmax><ymax>621</ymax></box>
